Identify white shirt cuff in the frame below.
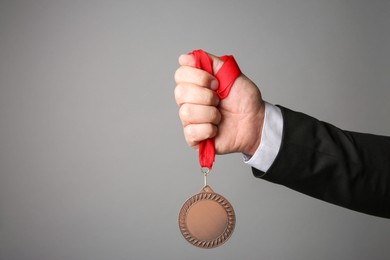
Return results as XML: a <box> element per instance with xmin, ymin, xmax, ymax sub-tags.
<box><xmin>243</xmin><ymin>102</ymin><xmax>283</xmax><ymax>173</ymax></box>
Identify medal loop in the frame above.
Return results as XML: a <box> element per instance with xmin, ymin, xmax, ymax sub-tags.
<box><xmin>200</xmin><ymin>167</ymin><xmax>210</xmax><ymax>175</ymax></box>
<box><xmin>201</xmin><ymin>167</ymin><xmax>210</xmax><ymax>187</ymax></box>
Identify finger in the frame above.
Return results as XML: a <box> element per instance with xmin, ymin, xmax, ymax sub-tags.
<box><xmin>175</xmin><ymin>83</ymin><xmax>220</xmax><ymax>107</ymax></box>
<box><xmin>183</xmin><ymin>123</ymin><xmax>218</xmax><ymax>148</ymax></box>
<box><xmin>174</xmin><ymin>66</ymin><xmax>219</xmax><ymax>90</ymax></box>
<box><xmin>178</xmin><ymin>54</ymin><xmax>196</xmax><ymax>67</ymax></box>
<box><xmin>179</xmin><ymin>104</ymin><xmax>221</xmax><ymax>127</ymax></box>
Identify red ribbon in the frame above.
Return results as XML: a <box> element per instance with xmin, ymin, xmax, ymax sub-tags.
<box><xmin>189</xmin><ymin>49</ymin><xmax>241</xmax><ymax>170</ymax></box>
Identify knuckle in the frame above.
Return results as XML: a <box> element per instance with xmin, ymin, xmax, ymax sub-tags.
<box><xmin>184</xmin><ymin>125</ymin><xmax>192</xmax><ymax>136</ymax></box>
<box><xmin>174</xmin><ymin>67</ymin><xmax>184</xmax><ymax>83</ymax></box>
<box><xmin>178</xmin><ymin>104</ymin><xmax>191</xmax><ymax>121</ymax></box>
<box><xmin>174</xmin><ymin>84</ymin><xmax>184</xmax><ymax>104</ymax></box>
<box><xmin>198</xmin><ymin>73</ymin><xmax>210</xmax><ymax>87</ymax></box>
<box><xmin>205</xmin><ymin>124</ymin><xmax>216</xmax><ymax>139</ymax></box>
<box><xmin>184</xmin><ymin>125</ymin><xmax>194</xmax><ymax>137</ymax></box>
<box><xmin>201</xmin><ymin>89</ymin><xmax>219</xmax><ymax>106</ymax></box>
<box><xmin>184</xmin><ymin>125</ymin><xmax>196</xmax><ymax>143</ymax></box>
<box><xmin>200</xmin><ymin>89</ymin><xmax>213</xmax><ymax>104</ymax></box>
<box><xmin>210</xmin><ymin>107</ymin><xmax>221</xmax><ymax>123</ymax></box>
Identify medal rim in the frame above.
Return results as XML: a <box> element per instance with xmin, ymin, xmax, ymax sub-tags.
<box><xmin>178</xmin><ymin>186</ymin><xmax>235</xmax><ymax>249</ymax></box>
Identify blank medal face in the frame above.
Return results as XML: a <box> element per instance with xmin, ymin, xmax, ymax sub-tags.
<box><xmin>178</xmin><ymin>186</ymin><xmax>235</xmax><ymax>249</ymax></box>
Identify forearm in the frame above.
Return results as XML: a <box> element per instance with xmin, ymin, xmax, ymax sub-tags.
<box><xmin>253</xmin><ymin>106</ymin><xmax>390</xmax><ymax>218</ymax></box>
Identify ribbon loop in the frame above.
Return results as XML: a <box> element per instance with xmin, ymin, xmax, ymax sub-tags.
<box><xmin>189</xmin><ymin>49</ymin><xmax>241</xmax><ymax>170</ymax></box>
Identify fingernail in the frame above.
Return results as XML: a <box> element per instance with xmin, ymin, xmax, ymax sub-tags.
<box><xmin>210</xmin><ymin>80</ymin><xmax>218</xmax><ymax>90</ymax></box>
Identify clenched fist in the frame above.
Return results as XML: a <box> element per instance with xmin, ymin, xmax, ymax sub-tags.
<box><xmin>174</xmin><ymin>51</ymin><xmax>265</xmax><ymax>157</ymax></box>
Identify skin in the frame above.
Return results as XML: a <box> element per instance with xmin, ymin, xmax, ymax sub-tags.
<box><xmin>174</xmin><ymin>52</ymin><xmax>265</xmax><ymax>157</ymax></box>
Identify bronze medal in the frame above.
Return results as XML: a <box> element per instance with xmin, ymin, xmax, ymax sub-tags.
<box><xmin>178</xmin><ymin>185</ymin><xmax>235</xmax><ymax>249</ymax></box>
<box><xmin>178</xmin><ymin>49</ymin><xmax>240</xmax><ymax>249</ymax></box>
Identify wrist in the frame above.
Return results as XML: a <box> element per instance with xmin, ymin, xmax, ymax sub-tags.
<box><xmin>244</xmin><ymin>102</ymin><xmax>283</xmax><ymax>173</ymax></box>
<box><xmin>241</xmin><ymin>103</ymin><xmax>265</xmax><ymax>156</ymax></box>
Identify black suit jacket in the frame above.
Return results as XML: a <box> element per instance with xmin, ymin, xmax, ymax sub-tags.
<box><xmin>253</xmin><ymin>106</ymin><xmax>390</xmax><ymax>218</ymax></box>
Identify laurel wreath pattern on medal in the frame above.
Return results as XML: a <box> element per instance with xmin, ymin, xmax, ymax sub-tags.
<box><xmin>178</xmin><ymin>191</ymin><xmax>236</xmax><ymax>249</ymax></box>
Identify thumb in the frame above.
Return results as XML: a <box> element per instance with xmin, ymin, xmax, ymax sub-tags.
<box><xmin>179</xmin><ymin>50</ymin><xmax>225</xmax><ymax>76</ymax></box>
<box><xmin>206</xmin><ymin>53</ymin><xmax>225</xmax><ymax>76</ymax></box>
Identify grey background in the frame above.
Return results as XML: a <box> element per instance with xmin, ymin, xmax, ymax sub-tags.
<box><xmin>0</xmin><ymin>0</ymin><xmax>389</xmax><ymax>259</ymax></box>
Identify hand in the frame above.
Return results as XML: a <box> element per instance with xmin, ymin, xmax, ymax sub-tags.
<box><xmin>174</xmin><ymin>52</ymin><xmax>265</xmax><ymax>156</ymax></box>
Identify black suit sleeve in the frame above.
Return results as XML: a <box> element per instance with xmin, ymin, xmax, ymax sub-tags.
<box><xmin>252</xmin><ymin>106</ymin><xmax>390</xmax><ymax>218</ymax></box>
